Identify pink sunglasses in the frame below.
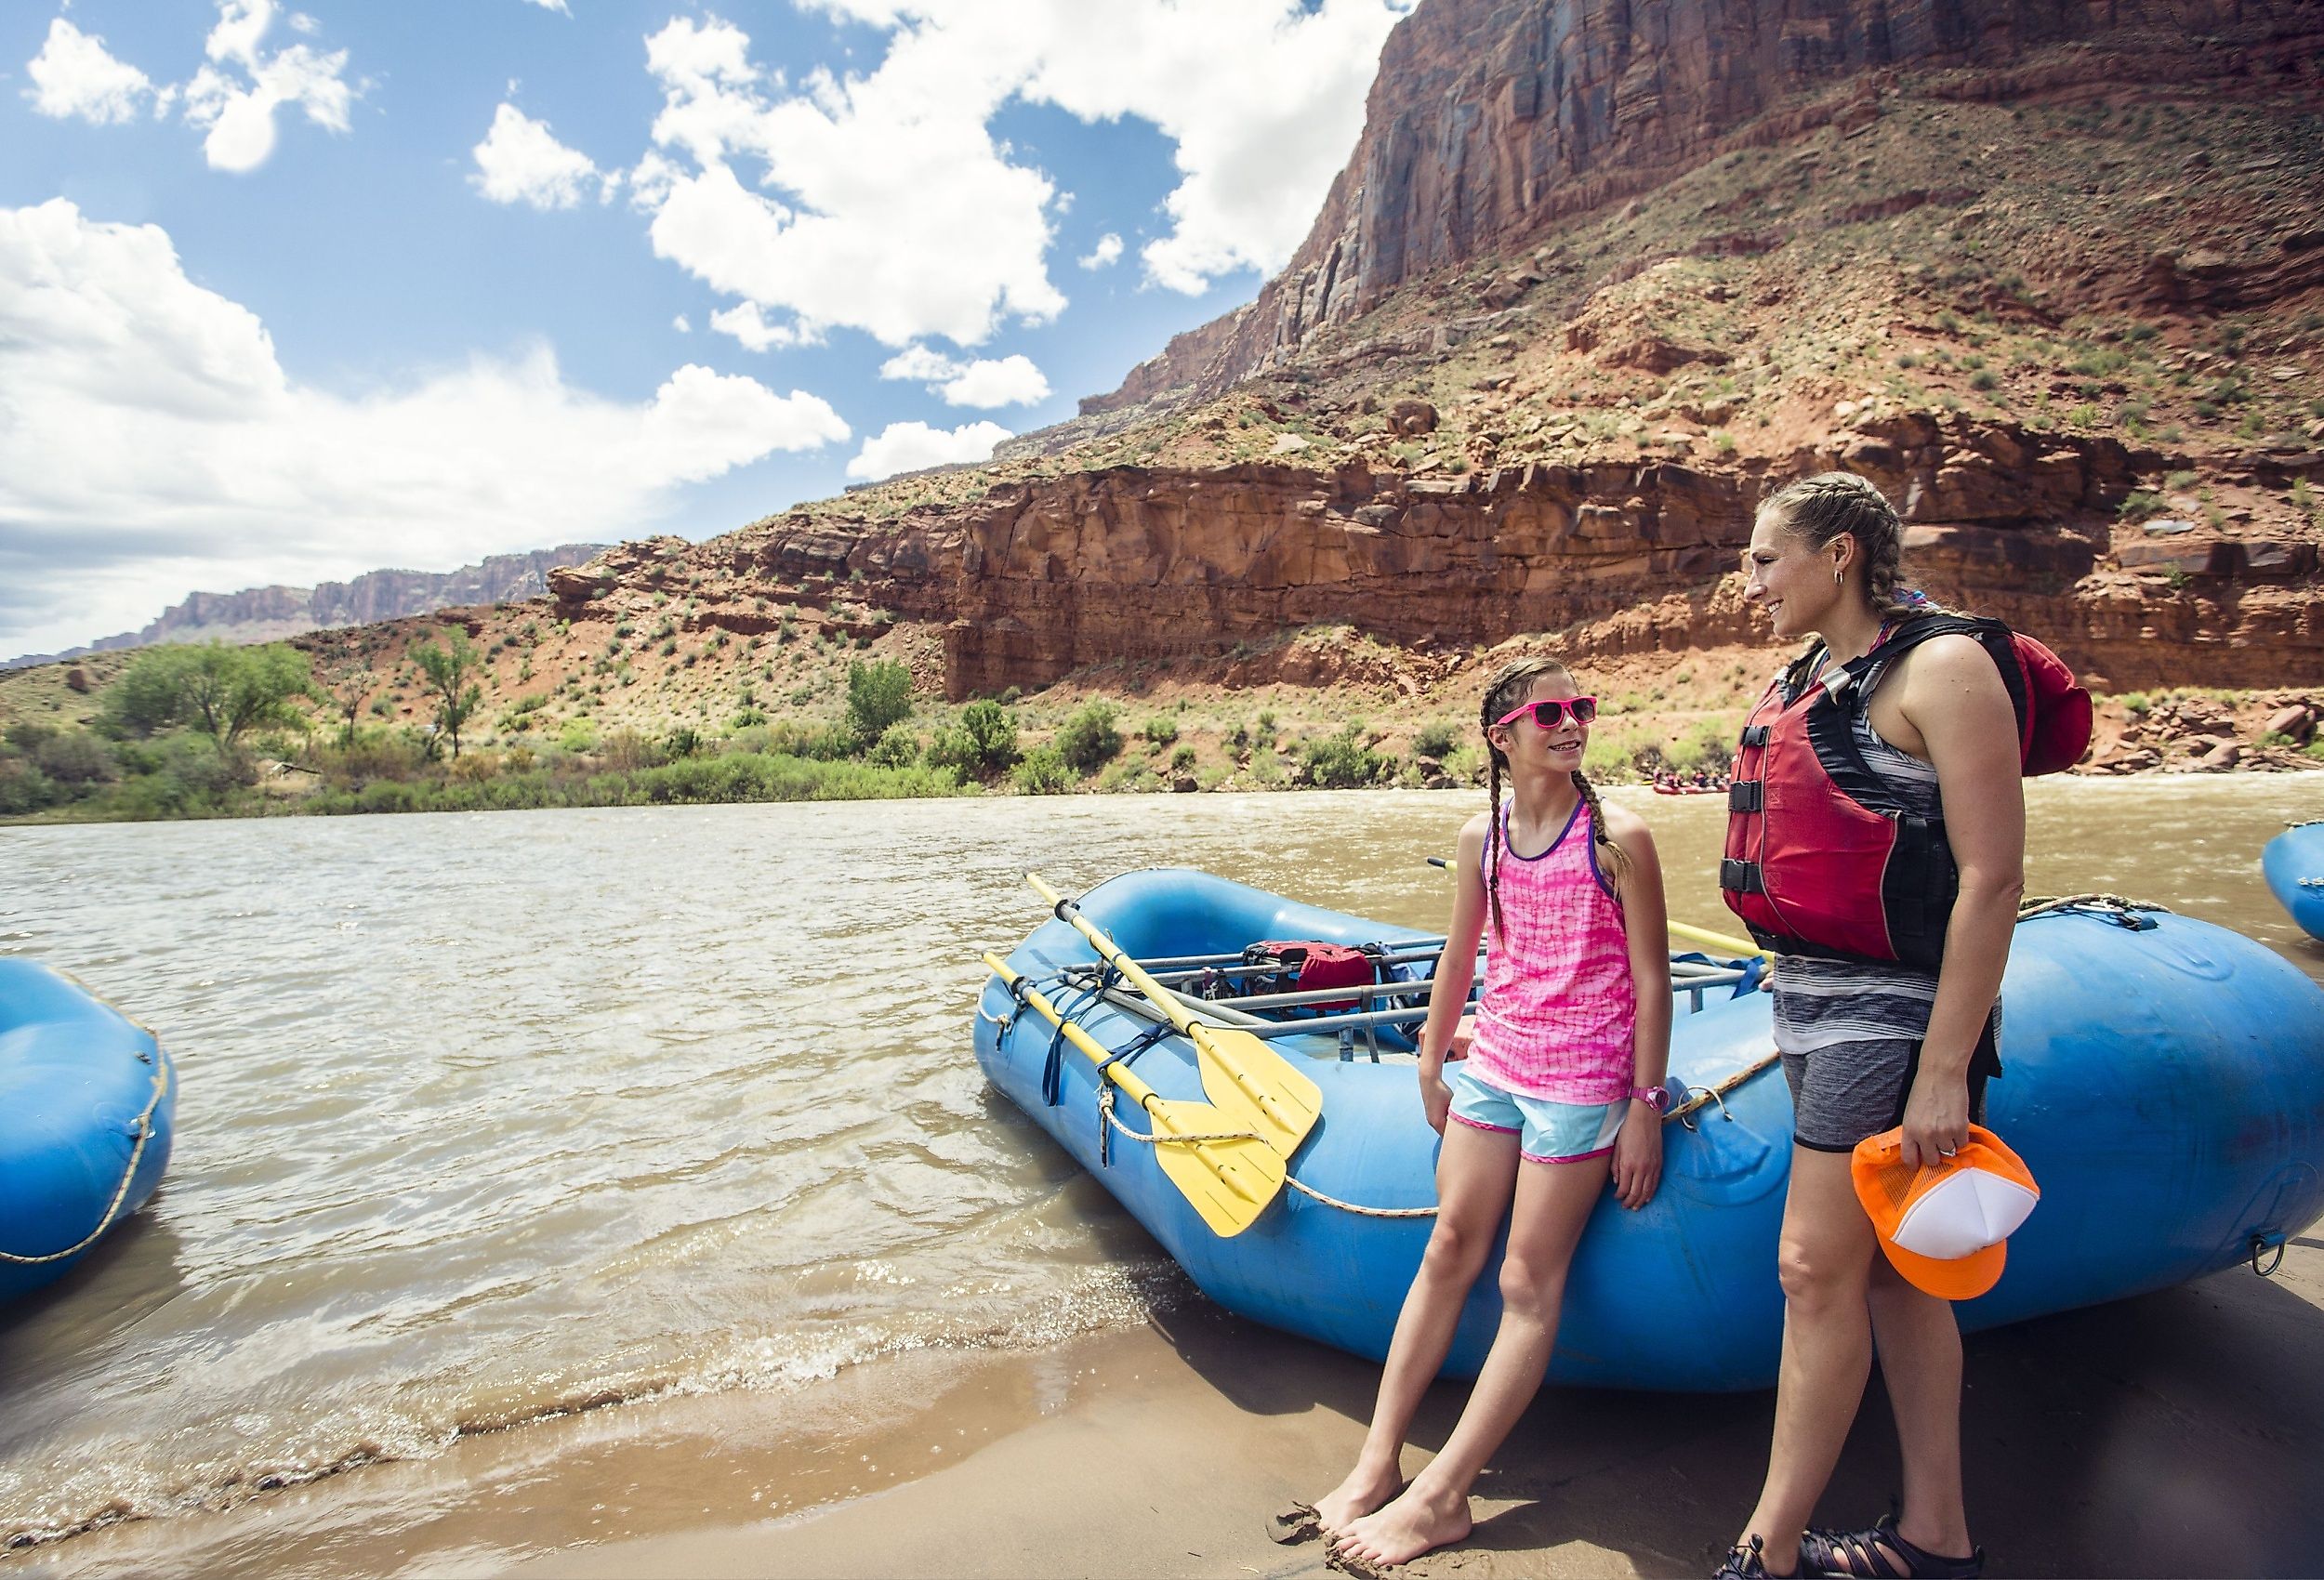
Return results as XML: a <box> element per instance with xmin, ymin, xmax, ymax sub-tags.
<box><xmin>1493</xmin><ymin>695</ymin><xmax>1598</xmax><ymax>731</ymax></box>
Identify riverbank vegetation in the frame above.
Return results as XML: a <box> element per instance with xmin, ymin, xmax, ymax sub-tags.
<box><xmin>4</xmin><ymin>637</ymin><xmax>2316</xmax><ymax>826</ymax></box>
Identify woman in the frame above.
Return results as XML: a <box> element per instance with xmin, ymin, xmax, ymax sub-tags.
<box><xmin>1716</xmin><ymin>473</ymin><xmax>2024</xmax><ymax>1580</ymax></box>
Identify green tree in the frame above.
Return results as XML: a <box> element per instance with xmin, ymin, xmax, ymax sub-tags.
<box><xmin>845</xmin><ymin>658</ymin><xmax>914</xmax><ymax>744</ymax></box>
<box><xmin>411</xmin><ymin>627</ymin><xmax>485</xmax><ymax>759</ymax></box>
<box><xmin>327</xmin><ymin>665</ymin><xmax>376</xmax><ymax>748</ymax></box>
<box><xmin>100</xmin><ymin>641</ymin><xmax>313</xmax><ymax>747</ymax></box>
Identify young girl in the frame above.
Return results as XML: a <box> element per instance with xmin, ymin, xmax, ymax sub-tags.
<box><xmin>1308</xmin><ymin>655</ymin><xmax>1672</xmax><ymax>1573</ymax></box>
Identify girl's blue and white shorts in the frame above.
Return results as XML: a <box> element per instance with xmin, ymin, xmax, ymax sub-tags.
<box><xmin>1445</xmin><ymin>1060</ymin><xmax>1626</xmax><ymax>1165</ymax></box>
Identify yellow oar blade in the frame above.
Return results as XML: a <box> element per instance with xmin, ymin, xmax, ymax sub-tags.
<box><xmin>1185</xmin><ymin>1022</ymin><xmax>1323</xmax><ymax>1157</ymax></box>
<box><xmin>1141</xmin><ymin>1098</ymin><xmax>1288</xmax><ymax>1239</ymax></box>
<box><xmin>984</xmin><ymin>955</ymin><xmax>1287</xmax><ymax>1237</ymax></box>
<box><xmin>1024</xmin><ymin>873</ymin><xmax>1323</xmax><ymax>1159</ymax></box>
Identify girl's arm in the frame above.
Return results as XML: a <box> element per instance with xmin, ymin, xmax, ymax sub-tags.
<box><xmin>1896</xmin><ymin>635</ymin><xmax>2027</xmax><ymax>1170</ymax></box>
<box><xmin>1416</xmin><ymin>816</ymin><xmax>1491</xmax><ymax>1133</ymax></box>
<box><xmin>1608</xmin><ymin>806</ymin><xmax>1670</xmax><ymax>1209</ymax></box>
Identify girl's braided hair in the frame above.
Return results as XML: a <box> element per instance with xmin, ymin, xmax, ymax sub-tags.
<box><xmin>1478</xmin><ymin>656</ymin><xmax>1626</xmax><ymax>938</ymax></box>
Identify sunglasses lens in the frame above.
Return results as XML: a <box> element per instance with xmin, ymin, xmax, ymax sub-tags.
<box><xmin>1572</xmin><ymin>697</ymin><xmax>1597</xmax><ymax>724</ymax></box>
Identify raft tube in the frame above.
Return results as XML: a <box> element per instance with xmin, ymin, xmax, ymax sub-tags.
<box><xmin>973</xmin><ymin>869</ymin><xmax>2324</xmax><ymax>1391</ymax></box>
<box><xmin>2263</xmin><ymin>823</ymin><xmax>2324</xmax><ymax>942</ymax></box>
<box><xmin>0</xmin><ymin>960</ymin><xmax>176</xmax><ymax>1305</ymax></box>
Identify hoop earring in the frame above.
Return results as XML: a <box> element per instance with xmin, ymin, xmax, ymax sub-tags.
<box><xmin>1833</xmin><ymin>566</ymin><xmax>1843</xmax><ymax>586</ymax></box>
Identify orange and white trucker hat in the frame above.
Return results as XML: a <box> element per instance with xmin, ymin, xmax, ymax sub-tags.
<box><xmin>1850</xmin><ymin>1124</ymin><xmax>2040</xmax><ymax>1301</ymax></box>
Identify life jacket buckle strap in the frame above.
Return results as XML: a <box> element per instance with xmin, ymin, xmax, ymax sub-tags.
<box><xmin>1727</xmin><ymin>781</ymin><xmax>1763</xmax><ymax>812</ymax></box>
<box><xmin>1740</xmin><ymin>725</ymin><xmax>1770</xmax><ymax>747</ymax></box>
<box><xmin>1719</xmin><ymin>859</ymin><xmax>1764</xmax><ymax>894</ymax></box>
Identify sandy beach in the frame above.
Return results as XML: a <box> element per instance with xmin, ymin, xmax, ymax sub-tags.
<box><xmin>527</xmin><ymin>1238</ymin><xmax>2324</xmax><ymax>1580</ymax></box>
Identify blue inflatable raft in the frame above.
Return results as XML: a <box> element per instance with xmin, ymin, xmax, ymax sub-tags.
<box><xmin>973</xmin><ymin>870</ymin><xmax>2324</xmax><ymax>1391</ymax></box>
<box><xmin>2263</xmin><ymin>821</ymin><xmax>2324</xmax><ymax>942</ymax></box>
<box><xmin>0</xmin><ymin>960</ymin><xmax>176</xmax><ymax>1305</ymax></box>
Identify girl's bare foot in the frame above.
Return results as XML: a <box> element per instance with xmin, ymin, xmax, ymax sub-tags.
<box><xmin>1311</xmin><ymin>1464</ymin><xmax>1404</xmax><ymax>1535</ymax></box>
<box><xmin>1332</xmin><ymin>1482</ymin><xmax>1472</xmax><ymax>1569</ymax></box>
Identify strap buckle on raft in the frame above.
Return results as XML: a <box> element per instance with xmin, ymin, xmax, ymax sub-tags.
<box><xmin>2251</xmin><ymin>1231</ymin><xmax>2287</xmax><ymax>1278</ymax></box>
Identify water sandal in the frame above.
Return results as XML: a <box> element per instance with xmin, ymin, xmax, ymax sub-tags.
<box><xmin>1800</xmin><ymin>1513</ymin><xmax>1983</xmax><ymax>1578</ymax></box>
<box><xmin>1713</xmin><ymin>1535</ymin><xmax>1774</xmax><ymax>1579</ymax></box>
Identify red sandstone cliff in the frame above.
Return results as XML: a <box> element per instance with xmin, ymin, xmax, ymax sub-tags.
<box><xmin>1084</xmin><ymin>0</ymin><xmax>2322</xmax><ymax>415</ymax></box>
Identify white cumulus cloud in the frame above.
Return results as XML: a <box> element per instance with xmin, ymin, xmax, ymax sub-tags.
<box><xmin>632</xmin><ymin>14</ymin><xmax>1063</xmax><ymax>352</ymax></box>
<box><xmin>0</xmin><ymin>201</ymin><xmax>849</xmax><ymax>657</ymax></box>
<box><xmin>471</xmin><ymin>103</ymin><xmax>614</xmax><ymax>209</ymax></box>
<box><xmin>521</xmin><ymin>0</ymin><xmax>573</xmax><ymax>13</ymax></box>
<box><xmin>24</xmin><ymin>18</ymin><xmax>160</xmax><ymax>125</ymax></box>
<box><xmin>622</xmin><ymin>3</ymin><xmax>1406</xmax><ymax>360</ymax></box>
<box><xmin>709</xmin><ymin>300</ymin><xmax>809</xmax><ymax>352</ymax></box>
<box><xmin>181</xmin><ymin>0</ymin><xmax>355</xmax><ymax>174</ymax></box>
<box><xmin>876</xmin><ymin>345</ymin><xmax>1050</xmax><ymax>408</ymax></box>
<box><xmin>847</xmin><ymin>419</ymin><xmax>1010</xmax><ymax>481</ymax></box>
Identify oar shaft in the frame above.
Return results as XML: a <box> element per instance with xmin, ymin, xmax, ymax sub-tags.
<box><xmin>983</xmin><ymin>955</ymin><xmax>1165</xmax><ymax>1109</ymax></box>
<box><xmin>1026</xmin><ymin>875</ymin><xmax>1201</xmax><ymax>1036</ymax></box>
<box><xmin>1668</xmin><ymin>919</ymin><xmax>1771</xmax><ymax>962</ymax></box>
<box><xmin>1086</xmin><ymin>981</ymin><xmax>1430</xmax><ymax>1041</ymax></box>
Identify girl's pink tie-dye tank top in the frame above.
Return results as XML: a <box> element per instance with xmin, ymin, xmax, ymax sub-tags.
<box><xmin>1468</xmin><ymin>798</ymin><xmax>1637</xmax><ymax>1102</ymax></box>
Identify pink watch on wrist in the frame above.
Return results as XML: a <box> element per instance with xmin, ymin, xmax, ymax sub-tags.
<box><xmin>1631</xmin><ymin>1083</ymin><xmax>1673</xmax><ymax>1114</ymax></box>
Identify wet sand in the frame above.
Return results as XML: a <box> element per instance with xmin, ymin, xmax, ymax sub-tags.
<box><xmin>531</xmin><ymin>1239</ymin><xmax>2324</xmax><ymax>1580</ymax></box>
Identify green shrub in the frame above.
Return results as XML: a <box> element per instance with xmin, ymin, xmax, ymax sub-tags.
<box><xmin>1056</xmin><ymin>700</ymin><xmax>1123</xmax><ymax>774</ymax></box>
<box><xmin>1302</xmin><ymin>725</ymin><xmax>1390</xmax><ymax>788</ymax></box>
<box><xmin>1012</xmin><ymin>744</ymin><xmax>1075</xmax><ymax>794</ymax></box>
<box><xmin>927</xmin><ymin>698</ymin><xmax>1019</xmax><ymax>779</ymax></box>
<box><xmin>1141</xmin><ymin>716</ymin><xmax>1179</xmax><ymax>747</ymax></box>
<box><xmin>1412</xmin><ymin>718</ymin><xmax>1462</xmax><ymax>757</ymax></box>
<box><xmin>1169</xmin><ymin>744</ymin><xmax>1197</xmax><ymax>771</ymax></box>
<box><xmin>867</xmin><ymin>723</ymin><xmax>921</xmax><ymax>769</ymax></box>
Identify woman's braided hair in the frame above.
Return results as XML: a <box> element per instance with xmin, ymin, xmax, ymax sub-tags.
<box><xmin>1478</xmin><ymin>655</ymin><xmax>1627</xmax><ymax>938</ymax></box>
<box><xmin>1759</xmin><ymin>471</ymin><xmax>1921</xmax><ymax>619</ymax></box>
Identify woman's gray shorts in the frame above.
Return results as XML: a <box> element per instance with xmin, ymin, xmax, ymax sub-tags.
<box><xmin>1781</xmin><ymin>1020</ymin><xmax>1999</xmax><ymax>1153</ymax></box>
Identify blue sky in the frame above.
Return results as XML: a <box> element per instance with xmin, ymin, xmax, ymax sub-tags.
<box><xmin>0</xmin><ymin>0</ymin><xmax>1409</xmax><ymax>656</ymax></box>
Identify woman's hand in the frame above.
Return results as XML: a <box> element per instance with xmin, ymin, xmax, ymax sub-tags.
<box><xmin>1899</xmin><ymin>1068</ymin><xmax>1972</xmax><ymax>1170</ymax></box>
<box><xmin>1612</xmin><ymin>1101</ymin><xmax>1663</xmax><ymax>1208</ymax></box>
<box><xmin>1421</xmin><ymin>1068</ymin><xmax>1453</xmax><ymax>1135</ymax></box>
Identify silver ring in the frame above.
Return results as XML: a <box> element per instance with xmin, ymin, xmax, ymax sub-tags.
<box><xmin>1938</xmin><ymin>1146</ymin><xmax>1958</xmax><ymax>1157</ymax></box>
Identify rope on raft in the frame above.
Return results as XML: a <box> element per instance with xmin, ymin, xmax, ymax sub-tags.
<box><xmin>1092</xmin><ymin>1088</ymin><xmax>1439</xmax><ymax>1218</ymax></box>
<box><xmin>0</xmin><ymin>1053</ymin><xmax>171</xmax><ymax>1265</ymax></box>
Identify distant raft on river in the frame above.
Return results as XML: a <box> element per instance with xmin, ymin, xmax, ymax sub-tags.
<box><xmin>1</xmin><ymin>960</ymin><xmax>176</xmax><ymax>1305</ymax></box>
<box><xmin>973</xmin><ymin>869</ymin><xmax>2324</xmax><ymax>1392</ymax></box>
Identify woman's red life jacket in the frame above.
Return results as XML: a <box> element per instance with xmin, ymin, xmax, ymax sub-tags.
<box><xmin>1720</xmin><ymin>613</ymin><xmax>2092</xmax><ymax>968</ymax></box>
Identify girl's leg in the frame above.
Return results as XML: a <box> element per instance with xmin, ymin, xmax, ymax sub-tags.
<box><xmin>1310</xmin><ymin>1117</ymin><xmax>1521</xmax><ymax>1533</ymax></box>
<box><xmin>1333</xmin><ymin>1147</ymin><xmax>1613</xmax><ymax>1568</ymax></box>
<box><xmin>1865</xmin><ymin>1255</ymin><xmax>1974</xmax><ymax>1561</ymax></box>
<box><xmin>1736</xmin><ymin>1147</ymin><xmax>1882</xmax><ymax>1577</ymax></box>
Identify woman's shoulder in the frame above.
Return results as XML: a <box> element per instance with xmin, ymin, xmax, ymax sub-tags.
<box><xmin>1888</xmin><ymin>631</ymin><xmax>2015</xmax><ymax>713</ymax></box>
<box><xmin>1456</xmin><ymin>808</ymin><xmax>1494</xmax><ymax>848</ymax></box>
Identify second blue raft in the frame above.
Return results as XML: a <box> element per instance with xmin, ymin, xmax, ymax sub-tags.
<box><xmin>2263</xmin><ymin>822</ymin><xmax>2324</xmax><ymax>942</ymax></box>
<box><xmin>974</xmin><ymin>870</ymin><xmax>2324</xmax><ymax>1392</ymax></box>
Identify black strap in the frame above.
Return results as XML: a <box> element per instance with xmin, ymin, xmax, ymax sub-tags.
<box><xmin>1740</xmin><ymin>725</ymin><xmax>1770</xmax><ymax>747</ymax></box>
<box><xmin>1720</xmin><ymin>858</ymin><xmax>1764</xmax><ymax>894</ymax></box>
<box><xmin>1727</xmin><ymin>781</ymin><xmax>1763</xmax><ymax>812</ymax></box>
